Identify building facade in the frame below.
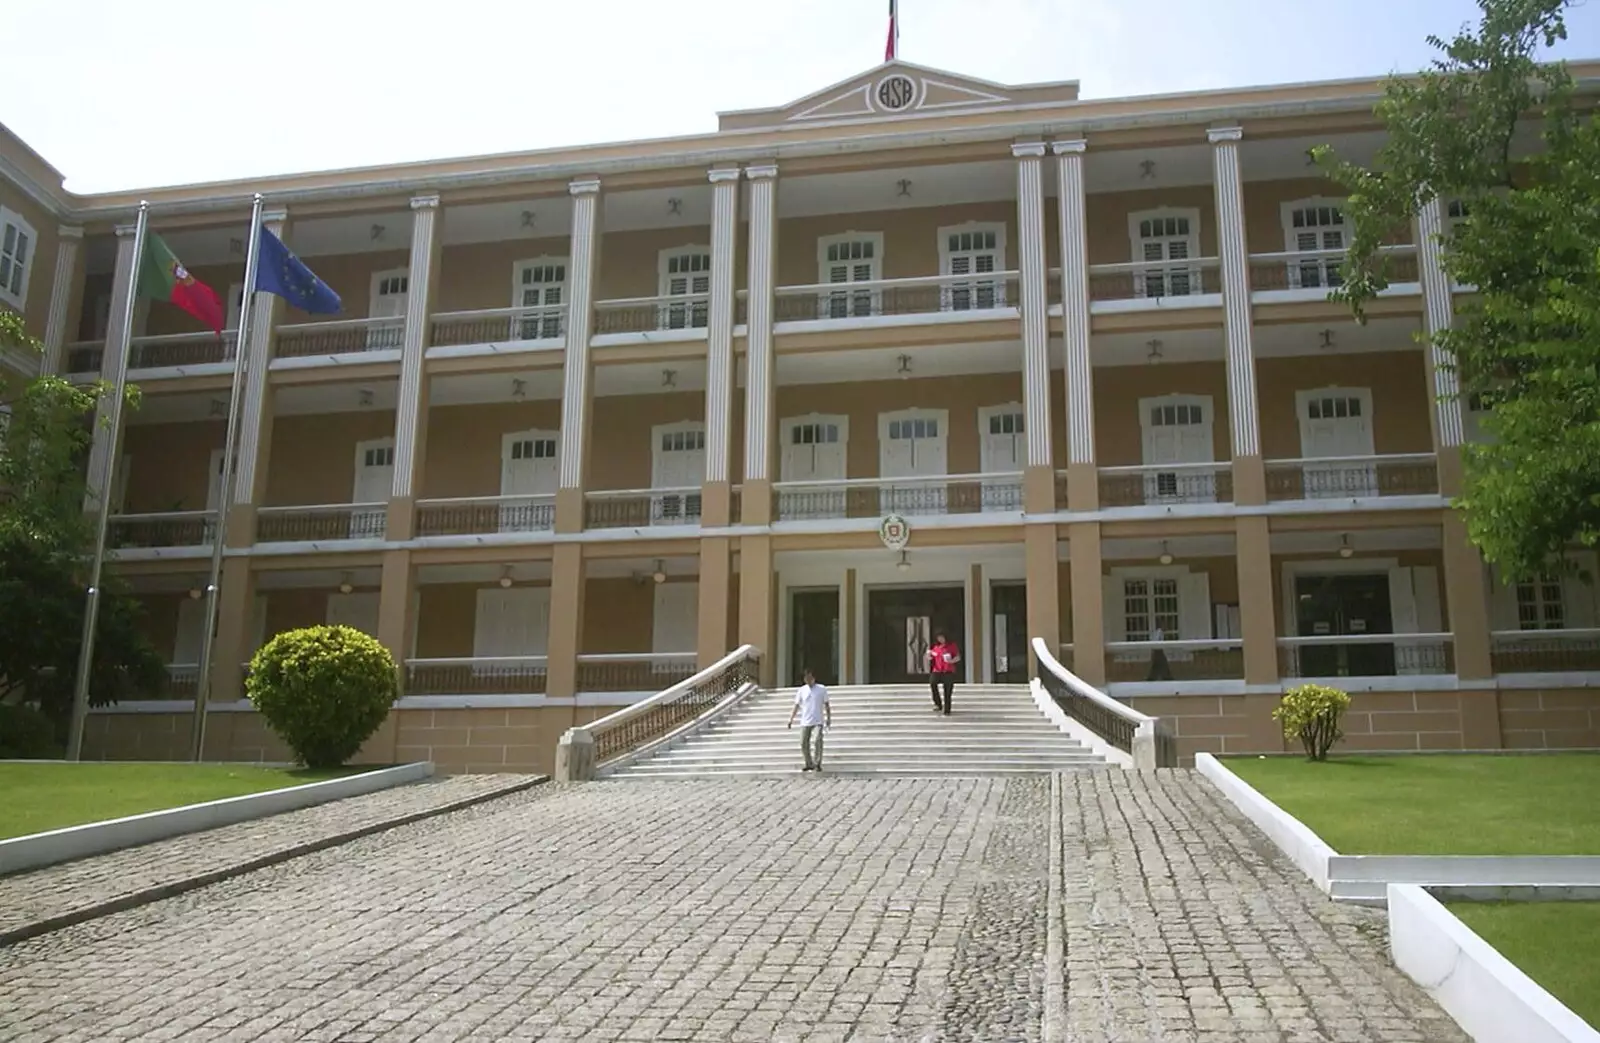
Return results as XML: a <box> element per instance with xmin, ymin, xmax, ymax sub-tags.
<box><xmin>4</xmin><ymin>60</ymin><xmax>1598</xmax><ymax>772</ymax></box>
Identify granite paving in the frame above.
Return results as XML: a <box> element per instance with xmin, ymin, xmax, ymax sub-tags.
<box><xmin>0</xmin><ymin>773</ymin><xmax>1467</xmax><ymax>1042</ymax></box>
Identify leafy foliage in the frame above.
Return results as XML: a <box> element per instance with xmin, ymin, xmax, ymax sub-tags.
<box><xmin>1272</xmin><ymin>683</ymin><xmax>1352</xmax><ymax>762</ymax></box>
<box><xmin>0</xmin><ymin>703</ymin><xmax>61</xmax><ymax>759</ymax></box>
<box><xmin>246</xmin><ymin>626</ymin><xmax>398</xmax><ymax>768</ymax></box>
<box><xmin>1318</xmin><ymin>0</ymin><xmax>1600</xmax><ymax>579</ymax></box>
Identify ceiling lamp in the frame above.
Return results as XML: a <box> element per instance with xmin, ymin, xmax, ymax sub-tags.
<box><xmin>338</xmin><ymin>572</ymin><xmax>354</xmax><ymax>595</ymax></box>
<box><xmin>896</xmin><ymin>550</ymin><xmax>912</xmax><ymax>572</ymax></box>
<box><xmin>1158</xmin><ymin>541</ymin><xmax>1174</xmax><ymax>566</ymax></box>
<box><xmin>652</xmin><ymin>559</ymin><xmax>667</xmax><ymax>584</ymax></box>
<box><xmin>1338</xmin><ymin>534</ymin><xmax>1354</xmax><ymax>559</ymax></box>
<box><xmin>498</xmin><ymin>566</ymin><xmax>514</xmax><ymax>589</ymax></box>
<box><xmin>187</xmin><ymin>584</ymin><xmax>204</xmax><ymax>600</ymax></box>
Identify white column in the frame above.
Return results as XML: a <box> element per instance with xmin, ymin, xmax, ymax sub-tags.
<box><xmin>558</xmin><ymin>178</ymin><xmax>602</xmax><ymax>492</ymax></box>
<box><xmin>1208</xmin><ymin>126</ymin><xmax>1261</xmax><ymax>460</ymax></box>
<box><xmin>82</xmin><ymin>225</ymin><xmax>140</xmax><ymax>513</ymax></box>
<box><xmin>1053</xmin><ymin>139</ymin><xmax>1093</xmax><ymax>466</ymax></box>
<box><xmin>1417</xmin><ymin>197</ymin><xmax>1464</xmax><ymax>448</ymax></box>
<box><xmin>390</xmin><ymin>194</ymin><xmax>440</xmax><ymax>502</ymax></box>
<box><xmin>704</xmin><ymin>167</ymin><xmax>741</xmax><ymax>485</ymax></box>
<box><xmin>231</xmin><ymin>209</ymin><xmax>288</xmax><ymax>508</ymax></box>
<box><xmin>742</xmin><ymin>164</ymin><xmax>778</xmax><ymax>486</ymax></box>
<box><xmin>41</xmin><ymin>225</ymin><xmax>84</xmax><ymax>375</ymax></box>
<box><xmin>1014</xmin><ymin>143</ymin><xmax>1051</xmax><ymax>467</ymax></box>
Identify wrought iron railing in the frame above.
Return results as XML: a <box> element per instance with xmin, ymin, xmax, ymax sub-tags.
<box><xmin>1054</xmin><ymin>470</ymin><xmax>1071</xmax><ymax>511</ymax></box>
<box><xmin>108</xmin><ymin>511</ymin><xmax>216</xmax><ymax>549</ymax></box>
<box><xmin>415</xmin><ymin>495</ymin><xmax>556</xmax><ymax>537</ymax></box>
<box><xmin>1032</xmin><ymin>637</ymin><xmax>1174</xmax><ymax>767</ymax></box>
<box><xmin>1264</xmin><ymin>454</ymin><xmax>1439</xmax><ymax>501</ymax></box>
<box><xmin>772</xmin><ymin>473</ymin><xmax>1024</xmax><ymax>521</ymax></box>
<box><xmin>1490</xmin><ymin>629</ymin><xmax>1600</xmax><ymax>674</ymax></box>
<box><xmin>1097</xmin><ymin>462</ymin><xmax>1234</xmax><ymax>508</ymax></box>
<box><xmin>127</xmin><ymin>331</ymin><xmax>240</xmax><ymax>370</ymax></box>
<box><xmin>256</xmin><ymin>502</ymin><xmax>388</xmax><ymax>542</ymax></box>
<box><xmin>575</xmin><ymin>653</ymin><xmax>699</xmax><ymax>694</ymax></box>
<box><xmin>63</xmin><ymin>341</ymin><xmax>104</xmax><ymax>374</ymax></box>
<box><xmin>275</xmin><ymin>318</ymin><xmax>404</xmax><ymax>358</ymax></box>
<box><xmin>585</xmin><ymin>488</ymin><xmax>702</xmax><ymax>529</ymax></box>
<box><xmin>1277</xmin><ymin>633</ymin><xmax>1455</xmax><ymax>678</ymax></box>
<box><xmin>1105</xmin><ymin>640</ymin><xmax>1244</xmax><ymax>683</ymax></box>
<box><xmin>773</xmin><ymin>272</ymin><xmax>1021</xmax><ymax>322</ymax></box>
<box><xmin>404</xmin><ymin>657</ymin><xmax>549</xmax><ymax>695</ymax></box>
<box><xmin>1248</xmin><ymin>244</ymin><xmax>1420</xmax><ymax>294</ymax></box>
<box><xmin>1087</xmin><ymin>258</ymin><xmax>1221</xmax><ymax>303</ymax></box>
<box><xmin>162</xmin><ymin>663</ymin><xmax>199</xmax><ymax>701</ymax></box>
<box><xmin>429</xmin><ymin>306</ymin><xmax>567</xmax><ymax>347</ymax></box>
<box><xmin>594</xmin><ymin>294</ymin><xmax>712</xmax><ymax>334</ymax></box>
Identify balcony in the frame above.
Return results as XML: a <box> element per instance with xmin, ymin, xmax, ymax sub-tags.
<box><xmin>1086</xmin><ymin>259</ymin><xmax>1223</xmax><ymax>311</ymax></box>
<box><xmin>108</xmin><ymin>511</ymin><xmax>216</xmax><ymax>550</ymax></box>
<box><xmin>63</xmin><ymin>341</ymin><xmax>103</xmax><ymax>375</ymax></box>
<box><xmin>594</xmin><ymin>294</ymin><xmax>710</xmax><ymax>337</ymax></box>
<box><xmin>160</xmin><ymin>663</ymin><xmax>199</xmax><ymax>701</ymax></box>
<box><xmin>1278</xmin><ymin>633</ymin><xmax>1454</xmax><ymax>679</ymax></box>
<box><xmin>585</xmin><ymin>488</ymin><xmax>702</xmax><ymax>530</ymax></box>
<box><xmin>1248</xmin><ymin>245</ymin><xmax>1420</xmax><ymax>301</ymax></box>
<box><xmin>256</xmin><ymin>503</ymin><xmax>387</xmax><ymax>543</ymax></box>
<box><xmin>127</xmin><ymin>331</ymin><xmax>240</xmax><ymax>371</ymax></box>
<box><xmin>771</xmin><ymin>473</ymin><xmax>1023</xmax><ymax>522</ymax></box>
<box><xmin>415</xmin><ymin>495</ymin><xmax>556</xmax><ymax>537</ymax></box>
<box><xmin>1490</xmin><ymin>629</ymin><xmax>1600</xmax><ymax>675</ymax></box>
<box><xmin>428</xmin><ymin>305</ymin><xmax>567</xmax><ymax>350</ymax></box>
<box><xmin>405</xmin><ymin>657</ymin><xmax>548</xmax><ymax>696</ymax></box>
<box><xmin>575</xmin><ymin>653</ymin><xmax>698</xmax><ymax>693</ymax></box>
<box><xmin>275</xmin><ymin>318</ymin><xmax>404</xmax><ymax>360</ymax></box>
<box><xmin>1264</xmin><ymin>454</ymin><xmax>1438</xmax><ymax>503</ymax></box>
<box><xmin>1104</xmin><ymin>639</ymin><xmax>1244</xmax><ymax>684</ymax></box>
<box><xmin>767</xmin><ymin>272</ymin><xmax>1021</xmax><ymax>326</ymax></box>
<box><xmin>1096</xmin><ymin>463</ymin><xmax>1235</xmax><ymax>510</ymax></box>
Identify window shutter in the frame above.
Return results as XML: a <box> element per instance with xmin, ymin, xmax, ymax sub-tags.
<box><xmin>1102</xmin><ymin>576</ymin><xmax>1127</xmax><ymax>643</ymax></box>
<box><xmin>1178</xmin><ymin>573</ymin><xmax>1212</xmax><ymax>640</ymax></box>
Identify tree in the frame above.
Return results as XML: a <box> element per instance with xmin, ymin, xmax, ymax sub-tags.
<box><xmin>1318</xmin><ymin>0</ymin><xmax>1598</xmax><ymax>581</ymax></box>
<box><xmin>0</xmin><ymin>309</ymin><xmax>164</xmax><ymax>739</ymax></box>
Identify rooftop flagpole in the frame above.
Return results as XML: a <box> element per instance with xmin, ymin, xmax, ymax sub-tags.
<box><xmin>886</xmin><ymin>0</ymin><xmax>899</xmax><ymax>62</ymax></box>
<box><xmin>65</xmin><ymin>201</ymin><xmax>150</xmax><ymax>761</ymax></box>
<box><xmin>188</xmin><ymin>192</ymin><xmax>265</xmax><ymax>761</ymax></box>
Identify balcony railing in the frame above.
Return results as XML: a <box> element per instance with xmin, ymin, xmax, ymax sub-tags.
<box><xmin>429</xmin><ymin>305</ymin><xmax>567</xmax><ymax>348</ymax></box>
<box><xmin>108</xmin><ymin>511</ymin><xmax>216</xmax><ymax>549</ymax></box>
<box><xmin>1490</xmin><ymin>629</ymin><xmax>1600</xmax><ymax>674</ymax></box>
<box><xmin>126</xmin><ymin>330</ymin><xmax>240</xmax><ymax>370</ymax></box>
<box><xmin>405</xmin><ymin>657</ymin><xmax>548</xmax><ymax>696</ymax></box>
<box><xmin>415</xmin><ymin>495</ymin><xmax>556</xmax><ymax>537</ymax></box>
<box><xmin>63</xmin><ymin>341</ymin><xmax>104</xmax><ymax>374</ymax></box>
<box><xmin>1097</xmin><ymin>462</ymin><xmax>1234</xmax><ymax>509</ymax></box>
<box><xmin>1105</xmin><ymin>639</ymin><xmax>1245</xmax><ymax>683</ymax></box>
<box><xmin>161</xmin><ymin>663</ymin><xmax>199</xmax><ymax>700</ymax></box>
<box><xmin>770</xmin><ymin>272</ymin><xmax>1021</xmax><ymax>323</ymax></box>
<box><xmin>1278</xmin><ymin>633</ymin><xmax>1454</xmax><ymax>678</ymax></box>
<box><xmin>594</xmin><ymin>294</ymin><xmax>711</xmax><ymax>335</ymax></box>
<box><xmin>585</xmin><ymin>488</ymin><xmax>702</xmax><ymax>529</ymax></box>
<box><xmin>575</xmin><ymin>653</ymin><xmax>699</xmax><ymax>693</ymax></box>
<box><xmin>1087</xmin><ymin>259</ymin><xmax>1222</xmax><ymax>304</ymax></box>
<box><xmin>256</xmin><ymin>502</ymin><xmax>387</xmax><ymax>542</ymax></box>
<box><xmin>772</xmin><ymin>473</ymin><xmax>1024</xmax><ymax>522</ymax></box>
<box><xmin>1248</xmin><ymin>245</ymin><xmax>1419</xmax><ymax>294</ymax></box>
<box><xmin>275</xmin><ymin>317</ymin><xmax>404</xmax><ymax>358</ymax></box>
<box><xmin>1265</xmin><ymin>454</ymin><xmax>1438</xmax><ymax>501</ymax></box>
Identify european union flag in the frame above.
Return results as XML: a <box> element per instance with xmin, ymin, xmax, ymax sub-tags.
<box><xmin>253</xmin><ymin>226</ymin><xmax>342</xmax><ymax>315</ymax></box>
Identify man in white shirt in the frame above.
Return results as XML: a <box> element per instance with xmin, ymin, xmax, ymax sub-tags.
<box><xmin>786</xmin><ymin>667</ymin><xmax>832</xmax><ymax>773</ymax></box>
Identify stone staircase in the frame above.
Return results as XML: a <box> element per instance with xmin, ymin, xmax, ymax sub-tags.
<box><xmin>609</xmin><ymin>683</ymin><xmax>1111</xmax><ymax>778</ymax></box>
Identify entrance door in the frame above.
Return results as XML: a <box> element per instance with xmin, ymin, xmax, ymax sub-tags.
<box><xmin>880</xmin><ymin>411</ymin><xmax>948</xmax><ymax>515</ymax></box>
<box><xmin>990</xmin><ymin>582</ymin><xmax>1028</xmax><ymax>682</ymax></box>
<box><xmin>368</xmin><ymin>269</ymin><xmax>408</xmax><ymax>351</ymax></box>
<box><xmin>1298</xmin><ymin>390</ymin><xmax>1376</xmax><ymax>497</ymax></box>
<box><xmin>500</xmin><ymin>430</ymin><xmax>558</xmax><ymax>531</ymax></box>
<box><xmin>1294</xmin><ymin>573</ymin><xmax>1394</xmax><ymax>676</ymax></box>
<box><xmin>789</xmin><ymin>588</ymin><xmax>841</xmax><ymax>686</ymax></box>
<box><xmin>351</xmin><ymin>438</ymin><xmax>394</xmax><ymax>537</ymax></box>
<box><xmin>866</xmin><ymin>586</ymin><xmax>966</xmax><ymax>684</ymax></box>
<box><xmin>652</xmin><ymin>424</ymin><xmax>705</xmax><ymax>524</ymax></box>
<box><xmin>1141</xmin><ymin>396</ymin><xmax>1215</xmax><ymax>503</ymax></box>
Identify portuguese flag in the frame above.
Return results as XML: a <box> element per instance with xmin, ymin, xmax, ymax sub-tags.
<box><xmin>137</xmin><ymin>233</ymin><xmax>225</xmax><ymax>335</ymax></box>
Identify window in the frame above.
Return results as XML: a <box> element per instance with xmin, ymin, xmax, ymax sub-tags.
<box><xmin>1128</xmin><ymin>210</ymin><xmax>1201</xmax><ymax>297</ymax></box>
<box><xmin>1306</xmin><ymin>394</ymin><xmax>1362</xmax><ymax>421</ymax></box>
<box><xmin>939</xmin><ymin>224</ymin><xmax>1005</xmax><ymax>310</ymax></box>
<box><xmin>1281</xmin><ymin>199</ymin><xmax>1349</xmax><ymax>289</ymax></box>
<box><xmin>660</xmin><ymin>428</ymin><xmax>705</xmax><ymax>454</ymax></box>
<box><xmin>513</xmin><ymin>259</ymin><xmax>567</xmax><ymax>339</ymax></box>
<box><xmin>817</xmin><ymin>234</ymin><xmax>883</xmax><ymax>318</ymax></box>
<box><xmin>0</xmin><ymin>208</ymin><xmax>36</xmax><ymax>310</ymax></box>
<box><xmin>986</xmin><ymin>411</ymin><xmax>1022</xmax><ymax>436</ymax></box>
<box><xmin>509</xmin><ymin>436</ymin><xmax>556</xmax><ymax>461</ymax></box>
<box><xmin>658</xmin><ymin>248</ymin><xmax>710</xmax><ymax>329</ymax></box>
<box><xmin>790</xmin><ymin>421</ymin><xmax>840</xmax><ymax>446</ymax></box>
<box><xmin>362</xmin><ymin>443</ymin><xmax>395</xmax><ymax>469</ymax></box>
<box><xmin>888</xmin><ymin>416</ymin><xmax>938</xmax><ymax>441</ymax></box>
<box><xmin>1124</xmin><ymin>578</ymin><xmax>1180</xmax><ymax>643</ymax></box>
<box><xmin>1516</xmin><ymin>574</ymin><xmax>1566</xmax><ymax>630</ymax></box>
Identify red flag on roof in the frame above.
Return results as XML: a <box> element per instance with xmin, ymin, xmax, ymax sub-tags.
<box><xmin>885</xmin><ymin>0</ymin><xmax>898</xmax><ymax>61</ymax></box>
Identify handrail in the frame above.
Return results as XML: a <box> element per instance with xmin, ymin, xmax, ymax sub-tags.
<box><xmin>111</xmin><ymin>508</ymin><xmax>216</xmax><ymax>522</ymax></box>
<box><xmin>1490</xmin><ymin>627</ymin><xmax>1600</xmax><ymax>640</ymax></box>
<box><xmin>277</xmin><ymin>316</ymin><xmax>401</xmax><ymax>333</ymax></box>
<box><xmin>575</xmin><ymin>652</ymin><xmax>698</xmax><ymax>663</ymax></box>
<box><xmin>1248</xmin><ymin>243</ymin><xmax>1416</xmax><ymax>262</ymax></box>
<box><xmin>776</xmin><ymin>270</ymin><xmax>1020</xmax><ymax>295</ymax></box>
<box><xmin>1105</xmin><ymin>638</ymin><xmax>1243</xmax><ymax>651</ymax></box>
<box><xmin>405</xmin><ymin>655</ymin><xmax>550</xmax><ymax>667</ymax></box>
<box><xmin>130</xmin><ymin>330</ymin><xmax>239</xmax><ymax>344</ymax></box>
<box><xmin>1277</xmin><ymin>632</ymin><xmax>1452</xmax><ymax>646</ymax></box>
<box><xmin>415</xmin><ymin>493</ymin><xmax>555</xmax><ymax>507</ymax></box>
<box><xmin>1032</xmin><ymin>636</ymin><xmax>1173</xmax><ymax>768</ymax></box>
<box><xmin>1087</xmin><ymin>257</ymin><xmax>1220</xmax><ymax>275</ymax></box>
<box><xmin>594</xmin><ymin>292</ymin><xmax>711</xmax><ymax>307</ymax></box>
<box><xmin>1265</xmin><ymin>452</ymin><xmax>1436</xmax><ymax>466</ymax></box>
<box><xmin>258</xmin><ymin>501</ymin><xmax>387</xmax><ymax>513</ymax></box>
<box><xmin>584</xmin><ymin>486</ymin><xmax>700</xmax><ymax>498</ymax></box>
<box><xmin>1097</xmin><ymin>461</ymin><xmax>1228</xmax><ymax>475</ymax></box>
<box><xmin>774</xmin><ymin>471</ymin><xmax>1021</xmax><ymax>490</ymax></box>
<box><xmin>430</xmin><ymin>304</ymin><xmax>566</xmax><ymax>321</ymax></box>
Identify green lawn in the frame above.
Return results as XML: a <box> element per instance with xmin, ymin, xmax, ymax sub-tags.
<box><xmin>1448</xmin><ymin>901</ymin><xmax>1600</xmax><ymax>1027</ymax></box>
<box><xmin>0</xmin><ymin>762</ymin><xmax>359</xmax><ymax>840</ymax></box>
<box><xmin>1223</xmin><ymin>753</ymin><xmax>1600</xmax><ymax>855</ymax></box>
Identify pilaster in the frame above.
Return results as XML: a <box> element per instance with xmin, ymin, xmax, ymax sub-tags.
<box><xmin>697</xmin><ymin>537</ymin><xmax>734</xmax><ymax>667</ymax></box>
<box><xmin>1235</xmin><ymin>516</ymin><xmax>1279</xmax><ymax>684</ymax></box>
<box><xmin>738</xmin><ymin>533</ymin><xmax>776</xmax><ymax>685</ymax></box>
<box><xmin>375</xmin><ymin>551</ymin><xmax>415</xmax><ymax>680</ymax></box>
<box><xmin>1208</xmin><ymin>126</ymin><xmax>1265</xmax><ymax>503</ymax></box>
<box><xmin>387</xmin><ymin>194</ymin><xmax>441</xmax><ymax>541</ymax></box>
<box><xmin>82</xmin><ymin>225</ymin><xmax>141</xmax><ymax>514</ymax></box>
<box><xmin>229</xmin><ymin>209</ymin><xmax>289</xmax><ymax>547</ymax></box>
<box><xmin>1024</xmin><ymin>524</ymin><xmax>1060</xmax><ymax>669</ymax></box>
<box><xmin>1067</xmin><ymin>520</ymin><xmax>1105</xmax><ymax>685</ymax></box>
<box><xmin>546</xmin><ymin>543</ymin><xmax>586</xmax><ymax>698</ymax></box>
<box><xmin>741</xmin><ymin>164</ymin><xmax>779</xmax><ymax>525</ymax></box>
<box><xmin>556</xmin><ymin>178</ymin><xmax>602</xmax><ymax>534</ymax></box>
<box><xmin>208</xmin><ymin>558</ymin><xmax>256</xmax><ymax>704</ymax></box>
<box><xmin>41</xmin><ymin>225</ymin><xmax>85</xmax><ymax>375</ymax></box>
<box><xmin>1014</xmin><ymin>144</ymin><xmax>1052</xmax><ymax>480</ymax></box>
<box><xmin>1053</xmin><ymin>140</ymin><xmax>1094</xmax><ymax>509</ymax></box>
<box><xmin>1417</xmin><ymin>196</ymin><xmax>1468</xmax><ymax>497</ymax></box>
<box><xmin>701</xmin><ymin>168</ymin><xmax>742</xmax><ymax>527</ymax></box>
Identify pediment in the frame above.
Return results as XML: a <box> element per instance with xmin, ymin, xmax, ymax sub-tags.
<box><xmin>718</xmin><ymin>62</ymin><xmax>1079</xmax><ymax>132</ymax></box>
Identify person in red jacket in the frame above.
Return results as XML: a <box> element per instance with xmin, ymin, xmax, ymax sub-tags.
<box><xmin>927</xmin><ymin>631</ymin><xmax>960</xmax><ymax>715</ymax></box>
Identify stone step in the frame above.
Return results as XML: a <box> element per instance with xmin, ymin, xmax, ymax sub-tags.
<box><xmin>620</xmin><ymin>763</ymin><xmax>1107</xmax><ymax>778</ymax></box>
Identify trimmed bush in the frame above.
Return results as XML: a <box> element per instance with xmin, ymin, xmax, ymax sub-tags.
<box><xmin>1272</xmin><ymin>683</ymin><xmax>1352</xmax><ymax>762</ymax></box>
<box><xmin>246</xmin><ymin>625</ymin><xmax>398</xmax><ymax>769</ymax></box>
<box><xmin>0</xmin><ymin>703</ymin><xmax>63</xmax><ymax>759</ymax></box>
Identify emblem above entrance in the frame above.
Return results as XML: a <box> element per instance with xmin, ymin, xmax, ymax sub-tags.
<box><xmin>879</xmin><ymin>513</ymin><xmax>911</xmax><ymax>551</ymax></box>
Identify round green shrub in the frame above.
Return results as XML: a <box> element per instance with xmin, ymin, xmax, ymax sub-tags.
<box><xmin>246</xmin><ymin>625</ymin><xmax>398</xmax><ymax>769</ymax></box>
<box><xmin>1272</xmin><ymin>682</ymin><xmax>1352</xmax><ymax>761</ymax></box>
<box><xmin>0</xmin><ymin>703</ymin><xmax>64</xmax><ymax>759</ymax></box>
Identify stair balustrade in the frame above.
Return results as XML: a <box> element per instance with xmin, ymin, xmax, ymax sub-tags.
<box><xmin>1032</xmin><ymin>637</ymin><xmax>1176</xmax><ymax>768</ymax></box>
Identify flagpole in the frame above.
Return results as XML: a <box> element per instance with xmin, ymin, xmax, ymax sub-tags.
<box><xmin>66</xmin><ymin>202</ymin><xmax>150</xmax><ymax>761</ymax></box>
<box><xmin>188</xmin><ymin>193</ymin><xmax>265</xmax><ymax>761</ymax></box>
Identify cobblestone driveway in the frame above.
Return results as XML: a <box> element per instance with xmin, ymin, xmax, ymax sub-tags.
<box><xmin>0</xmin><ymin>773</ymin><xmax>1465</xmax><ymax>1042</ymax></box>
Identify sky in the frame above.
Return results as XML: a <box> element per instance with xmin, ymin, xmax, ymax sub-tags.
<box><xmin>7</xmin><ymin>0</ymin><xmax>1600</xmax><ymax>194</ymax></box>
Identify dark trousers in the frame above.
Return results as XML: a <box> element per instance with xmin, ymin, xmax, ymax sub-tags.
<box><xmin>930</xmin><ymin>675</ymin><xmax>954</xmax><ymax>714</ymax></box>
